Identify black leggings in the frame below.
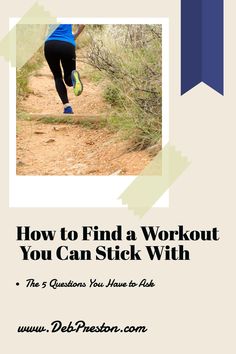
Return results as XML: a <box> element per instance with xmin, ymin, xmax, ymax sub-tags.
<box><xmin>44</xmin><ymin>40</ymin><xmax>76</xmax><ymax>104</ymax></box>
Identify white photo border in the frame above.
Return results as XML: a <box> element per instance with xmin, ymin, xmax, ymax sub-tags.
<box><xmin>10</xmin><ymin>17</ymin><xmax>169</xmax><ymax>208</ymax></box>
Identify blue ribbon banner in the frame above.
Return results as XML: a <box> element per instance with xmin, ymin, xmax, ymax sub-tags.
<box><xmin>181</xmin><ymin>0</ymin><xmax>224</xmax><ymax>95</ymax></box>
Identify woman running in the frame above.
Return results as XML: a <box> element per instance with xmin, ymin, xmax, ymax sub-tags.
<box><xmin>44</xmin><ymin>24</ymin><xmax>85</xmax><ymax>114</ymax></box>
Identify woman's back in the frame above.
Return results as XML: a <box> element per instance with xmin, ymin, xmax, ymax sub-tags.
<box><xmin>46</xmin><ymin>24</ymin><xmax>75</xmax><ymax>47</ymax></box>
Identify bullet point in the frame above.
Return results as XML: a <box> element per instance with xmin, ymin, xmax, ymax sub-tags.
<box><xmin>16</xmin><ymin>282</ymin><xmax>20</xmax><ymax>286</ymax></box>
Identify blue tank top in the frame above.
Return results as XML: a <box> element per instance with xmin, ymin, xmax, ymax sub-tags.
<box><xmin>46</xmin><ymin>24</ymin><xmax>75</xmax><ymax>47</ymax></box>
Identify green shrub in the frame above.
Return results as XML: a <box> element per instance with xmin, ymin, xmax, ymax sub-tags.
<box><xmin>103</xmin><ymin>84</ymin><xmax>123</xmax><ymax>106</ymax></box>
<box><xmin>85</xmin><ymin>24</ymin><xmax>162</xmax><ymax>150</ymax></box>
<box><xmin>17</xmin><ymin>46</ymin><xmax>44</xmax><ymax>101</ymax></box>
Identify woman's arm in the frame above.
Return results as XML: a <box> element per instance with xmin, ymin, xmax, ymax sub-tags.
<box><xmin>74</xmin><ymin>24</ymin><xmax>85</xmax><ymax>40</ymax></box>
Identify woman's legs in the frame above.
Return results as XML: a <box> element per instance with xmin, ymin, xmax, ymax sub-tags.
<box><xmin>44</xmin><ymin>40</ymin><xmax>75</xmax><ymax>105</ymax></box>
<box><xmin>61</xmin><ymin>48</ymin><xmax>76</xmax><ymax>87</ymax></box>
<box><xmin>58</xmin><ymin>42</ymin><xmax>83</xmax><ymax>96</ymax></box>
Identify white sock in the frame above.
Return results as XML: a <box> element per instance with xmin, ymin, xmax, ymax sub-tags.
<box><xmin>64</xmin><ymin>103</ymin><xmax>71</xmax><ymax>108</ymax></box>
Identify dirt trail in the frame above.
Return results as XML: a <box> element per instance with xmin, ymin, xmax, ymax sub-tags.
<box><xmin>17</xmin><ymin>56</ymin><xmax>152</xmax><ymax>176</ymax></box>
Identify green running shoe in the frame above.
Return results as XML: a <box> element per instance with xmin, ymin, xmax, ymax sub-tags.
<box><xmin>71</xmin><ymin>70</ymin><xmax>83</xmax><ymax>96</ymax></box>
